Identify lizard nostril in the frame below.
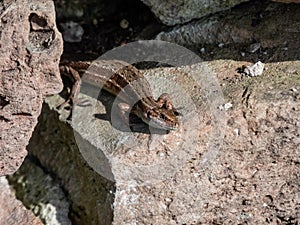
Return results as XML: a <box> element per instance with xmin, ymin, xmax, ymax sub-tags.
<box><xmin>147</xmin><ymin>111</ymin><xmax>152</xmax><ymax>118</ymax></box>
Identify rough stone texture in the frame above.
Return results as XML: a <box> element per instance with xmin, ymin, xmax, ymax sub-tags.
<box><xmin>23</xmin><ymin>103</ymin><xmax>115</xmax><ymax>225</ymax></box>
<box><xmin>272</xmin><ymin>0</ymin><xmax>300</xmax><ymax>2</ymax></box>
<box><xmin>11</xmin><ymin>59</ymin><xmax>299</xmax><ymax>224</ymax></box>
<box><xmin>111</xmin><ymin>61</ymin><xmax>300</xmax><ymax>224</ymax></box>
<box><xmin>156</xmin><ymin>1</ymin><xmax>300</xmax><ymax>49</ymax></box>
<box><xmin>141</xmin><ymin>0</ymin><xmax>249</xmax><ymax>26</ymax></box>
<box><xmin>0</xmin><ymin>0</ymin><xmax>63</xmax><ymax>176</ymax></box>
<box><xmin>8</xmin><ymin>158</ymin><xmax>71</xmax><ymax>225</ymax></box>
<box><xmin>5</xmin><ymin>1</ymin><xmax>299</xmax><ymax>224</ymax></box>
<box><xmin>0</xmin><ymin>176</ymin><xmax>43</xmax><ymax>225</ymax></box>
<box><xmin>61</xmin><ymin>60</ymin><xmax>223</xmax><ymax>187</ymax></box>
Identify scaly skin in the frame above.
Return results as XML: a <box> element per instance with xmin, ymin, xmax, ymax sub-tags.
<box><xmin>59</xmin><ymin>60</ymin><xmax>180</xmax><ymax>130</ymax></box>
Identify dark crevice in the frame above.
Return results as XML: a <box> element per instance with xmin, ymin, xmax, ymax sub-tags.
<box><xmin>28</xmin><ymin>13</ymin><xmax>55</xmax><ymax>51</ymax></box>
<box><xmin>29</xmin><ymin>13</ymin><xmax>48</xmax><ymax>30</ymax></box>
<box><xmin>12</xmin><ymin>112</ymin><xmax>32</xmax><ymax>117</ymax></box>
<box><xmin>0</xmin><ymin>95</ymin><xmax>9</xmax><ymax>109</ymax></box>
<box><xmin>29</xmin><ymin>13</ymin><xmax>47</xmax><ymax>29</ymax></box>
<box><xmin>0</xmin><ymin>115</ymin><xmax>10</xmax><ymax>122</ymax></box>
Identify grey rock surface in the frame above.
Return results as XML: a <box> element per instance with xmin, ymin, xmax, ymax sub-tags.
<box><xmin>8</xmin><ymin>159</ymin><xmax>71</xmax><ymax>225</ymax></box>
<box><xmin>272</xmin><ymin>0</ymin><xmax>300</xmax><ymax>2</ymax></box>
<box><xmin>69</xmin><ymin>62</ymin><xmax>224</xmax><ymax>186</ymax></box>
<box><xmin>156</xmin><ymin>1</ymin><xmax>300</xmax><ymax>48</ymax></box>
<box><xmin>0</xmin><ymin>0</ymin><xmax>63</xmax><ymax>176</ymax></box>
<box><xmin>26</xmin><ymin>103</ymin><xmax>115</xmax><ymax>225</ymax></box>
<box><xmin>141</xmin><ymin>0</ymin><xmax>249</xmax><ymax>25</ymax></box>
<box><xmin>0</xmin><ymin>176</ymin><xmax>43</xmax><ymax>225</ymax></box>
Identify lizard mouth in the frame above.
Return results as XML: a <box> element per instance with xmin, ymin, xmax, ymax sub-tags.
<box><xmin>146</xmin><ymin>117</ymin><xmax>179</xmax><ymax>131</ymax></box>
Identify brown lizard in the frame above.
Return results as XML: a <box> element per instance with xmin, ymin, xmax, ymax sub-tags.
<box><xmin>59</xmin><ymin>60</ymin><xmax>180</xmax><ymax>131</ymax></box>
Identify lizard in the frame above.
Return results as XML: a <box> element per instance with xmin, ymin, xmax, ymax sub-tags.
<box><xmin>59</xmin><ymin>60</ymin><xmax>180</xmax><ymax>131</ymax></box>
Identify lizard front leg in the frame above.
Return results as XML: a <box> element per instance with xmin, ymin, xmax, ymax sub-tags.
<box><xmin>58</xmin><ymin>61</ymin><xmax>91</xmax><ymax>110</ymax></box>
<box><xmin>156</xmin><ymin>93</ymin><xmax>181</xmax><ymax>116</ymax></box>
<box><xmin>117</xmin><ymin>103</ymin><xmax>146</xmax><ymax>128</ymax></box>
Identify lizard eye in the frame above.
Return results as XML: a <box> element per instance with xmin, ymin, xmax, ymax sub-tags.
<box><xmin>160</xmin><ymin>114</ymin><xmax>166</xmax><ymax>120</ymax></box>
<box><xmin>147</xmin><ymin>111</ymin><xmax>153</xmax><ymax>118</ymax></box>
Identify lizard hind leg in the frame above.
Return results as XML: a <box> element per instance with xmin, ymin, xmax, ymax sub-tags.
<box><xmin>117</xmin><ymin>102</ymin><xmax>131</xmax><ymax>123</ymax></box>
<box><xmin>57</xmin><ymin>65</ymin><xmax>82</xmax><ymax>110</ymax></box>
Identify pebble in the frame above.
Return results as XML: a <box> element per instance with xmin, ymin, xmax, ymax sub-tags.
<box><xmin>243</xmin><ymin>61</ymin><xmax>265</xmax><ymax>77</ymax></box>
<box><xmin>291</xmin><ymin>88</ymin><xmax>298</xmax><ymax>93</ymax></box>
<box><xmin>249</xmin><ymin>43</ymin><xmax>261</xmax><ymax>53</ymax></box>
<box><xmin>218</xmin><ymin>102</ymin><xmax>233</xmax><ymax>111</ymax></box>
<box><xmin>234</xmin><ymin>128</ymin><xmax>239</xmax><ymax>136</ymax></box>
<box><xmin>165</xmin><ymin>198</ymin><xmax>172</xmax><ymax>203</ymax></box>
<box><xmin>194</xmin><ymin>172</ymin><xmax>200</xmax><ymax>178</ymax></box>
<box><xmin>120</xmin><ymin>19</ymin><xmax>129</xmax><ymax>29</ymax></box>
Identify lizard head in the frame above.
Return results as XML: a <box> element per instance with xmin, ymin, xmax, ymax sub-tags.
<box><xmin>143</xmin><ymin>108</ymin><xmax>180</xmax><ymax>131</ymax></box>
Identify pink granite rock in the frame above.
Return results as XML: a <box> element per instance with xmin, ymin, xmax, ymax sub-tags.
<box><xmin>0</xmin><ymin>0</ymin><xmax>63</xmax><ymax>176</ymax></box>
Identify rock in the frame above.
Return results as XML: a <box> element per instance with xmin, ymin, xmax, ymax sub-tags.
<box><xmin>218</xmin><ymin>102</ymin><xmax>233</xmax><ymax>110</ymax></box>
<box><xmin>2</xmin><ymin>0</ymin><xmax>299</xmax><ymax>224</ymax></box>
<box><xmin>119</xmin><ymin>19</ymin><xmax>129</xmax><ymax>29</ymax></box>
<box><xmin>156</xmin><ymin>1</ymin><xmax>300</xmax><ymax>48</ymax></box>
<box><xmin>272</xmin><ymin>0</ymin><xmax>300</xmax><ymax>2</ymax></box>
<box><xmin>111</xmin><ymin>60</ymin><xmax>300</xmax><ymax>224</ymax></box>
<box><xmin>140</xmin><ymin>0</ymin><xmax>249</xmax><ymax>26</ymax></box>
<box><xmin>0</xmin><ymin>176</ymin><xmax>43</xmax><ymax>225</ymax></box>
<box><xmin>25</xmin><ymin>104</ymin><xmax>115</xmax><ymax>225</ymax></box>
<box><xmin>70</xmin><ymin>61</ymin><xmax>223</xmax><ymax>185</ymax></box>
<box><xmin>240</xmin><ymin>61</ymin><xmax>265</xmax><ymax>77</ymax></box>
<box><xmin>8</xmin><ymin>159</ymin><xmax>71</xmax><ymax>225</ymax></box>
<box><xmin>248</xmin><ymin>43</ymin><xmax>261</xmax><ymax>53</ymax></box>
<box><xmin>0</xmin><ymin>0</ymin><xmax>63</xmax><ymax>176</ymax></box>
<box><xmin>11</xmin><ymin>58</ymin><xmax>300</xmax><ymax>224</ymax></box>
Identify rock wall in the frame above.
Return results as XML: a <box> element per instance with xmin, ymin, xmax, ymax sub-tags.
<box><xmin>0</xmin><ymin>1</ymin><xmax>63</xmax><ymax>223</ymax></box>
<box><xmin>12</xmin><ymin>59</ymin><xmax>299</xmax><ymax>224</ymax></box>
<box><xmin>3</xmin><ymin>0</ymin><xmax>299</xmax><ymax>224</ymax></box>
<box><xmin>156</xmin><ymin>1</ymin><xmax>300</xmax><ymax>49</ymax></box>
<box><xmin>0</xmin><ymin>0</ymin><xmax>63</xmax><ymax>176</ymax></box>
